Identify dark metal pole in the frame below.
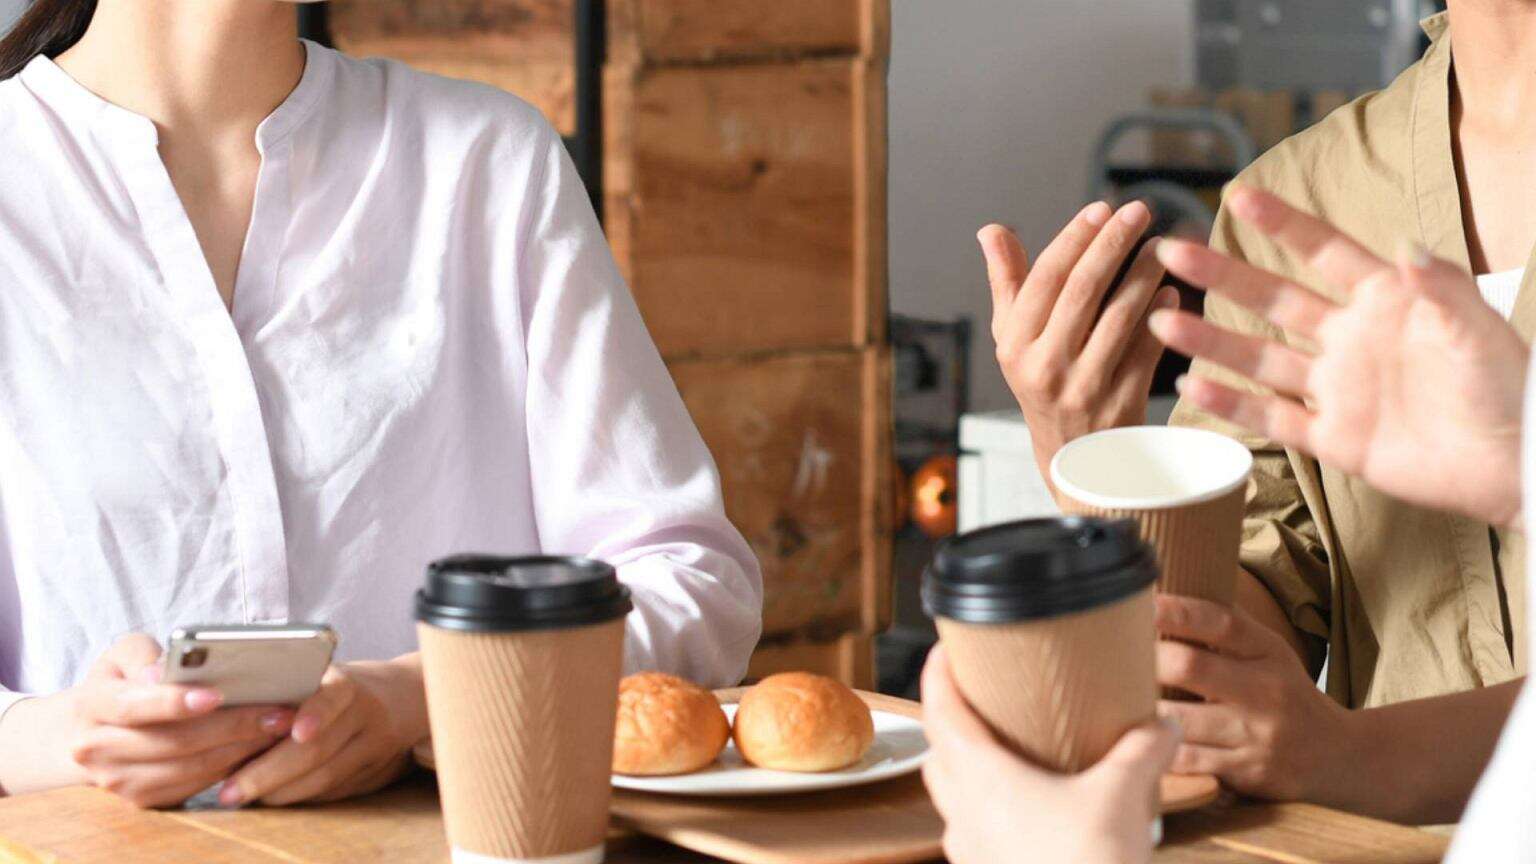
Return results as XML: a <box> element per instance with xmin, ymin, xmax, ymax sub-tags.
<box><xmin>572</xmin><ymin>0</ymin><xmax>605</xmax><ymax>217</ymax></box>
<box><xmin>296</xmin><ymin>5</ymin><xmax>331</xmax><ymax>47</ymax></box>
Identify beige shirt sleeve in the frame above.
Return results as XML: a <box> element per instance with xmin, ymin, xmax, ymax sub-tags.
<box><xmin>1168</xmin><ymin>199</ymin><xmax>1331</xmax><ymax>675</ymax></box>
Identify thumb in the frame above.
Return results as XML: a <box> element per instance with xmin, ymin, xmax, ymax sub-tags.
<box><xmin>978</xmin><ymin>224</ymin><xmax>1031</xmax><ymax>316</ymax></box>
<box><xmin>1395</xmin><ymin>241</ymin><xmax>1482</xmax><ymax>312</ymax></box>
<box><xmin>1091</xmin><ymin>717</ymin><xmax>1180</xmax><ymax>789</ymax></box>
<box><xmin>90</xmin><ymin>634</ymin><xmax>164</xmax><ymax>681</ymax></box>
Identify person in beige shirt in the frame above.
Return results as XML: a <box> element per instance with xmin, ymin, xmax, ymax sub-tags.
<box><xmin>981</xmin><ymin>5</ymin><xmax>1536</xmax><ymax>823</ymax></box>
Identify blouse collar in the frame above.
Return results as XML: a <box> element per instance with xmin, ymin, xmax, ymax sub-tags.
<box><xmin>17</xmin><ymin>39</ymin><xmax>331</xmax><ymax>153</ymax></box>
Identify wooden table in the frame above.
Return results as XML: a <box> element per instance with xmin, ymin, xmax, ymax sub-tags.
<box><xmin>0</xmin><ymin>775</ymin><xmax>1447</xmax><ymax>864</ymax></box>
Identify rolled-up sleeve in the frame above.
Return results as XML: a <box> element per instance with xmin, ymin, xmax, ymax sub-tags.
<box><xmin>1168</xmin><ymin>196</ymin><xmax>1332</xmax><ymax>675</ymax></box>
<box><xmin>514</xmin><ymin>123</ymin><xmax>764</xmax><ymax>687</ymax></box>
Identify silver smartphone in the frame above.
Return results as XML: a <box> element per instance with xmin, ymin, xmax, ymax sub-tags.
<box><xmin>162</xmin><ymin>624</ymin><xmax>338</xmax><ymax>707</ymax></box>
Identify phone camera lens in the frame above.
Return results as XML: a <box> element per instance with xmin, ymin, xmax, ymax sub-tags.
<box><xmin>181</xmin><ymin>647</ymin><xmax>208</xmax><ymax>669</ymax></box>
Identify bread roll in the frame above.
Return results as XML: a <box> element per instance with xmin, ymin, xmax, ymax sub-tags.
<box><xmin>732</xmin><ymin>672</ymin><xmax>875</xmax><ymax>772</ymax></box>
<box><xmin>613</xmin><ymin>672</ymin><xmax>731</xmax><ymax>776</ymax></box>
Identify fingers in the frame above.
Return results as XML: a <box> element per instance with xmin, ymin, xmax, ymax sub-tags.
<box><xmin>75</xmin><ymin>680</ymin><xmax>225</xmax><ymax>728</ymax></box>
<box><xmin>1149</xmin><ymin>309</ymin><xmax>1312</xmax><ymax>398</ymax></box>
<box><xmin>1225</xmin><ymin>186</ymin><xmax>1389</xmax><ymax>289</ymax></box>
<box><xmin>1078</xmin><ymin>237</ymin><xmax>1167</xmax><ymax>377</ymax></box>
<box><xmin>258</xmin><ymin>735</ymin><xmax>375</xmax><ymax>806</ymax></box>
<box><xmin>1172</xmin><ymin>375</ymin><xmax>1316</xmax><ymax>454</ymax></box>
<box><xmin>1155</xmin><ymin>238</ymin><xmax>1336</xmax><ymax>339</ymax></box>
<box><xmin>1154</xmin><ymin>595</ymin><xmax>1274</xmax><ymax>660</ymax></box>
<box><xmin>222</xmin><ymin>710</ymin><xmax>363</xmax><ymax>806</ymax></box>
<box><xmin>310</xmin><ymin>753</ymin><xmax>410</xmax><ymax>804</ymax></box>
<box><xmin>979</xmin><ymin>224</ymin><xmax>1030</xmax><ymax>338</ymax></box>
<box><xmin>1395</xmin><ymin>242</ymin><xmax>1487</xmax><ymax>314</ymax></box>
<box><xmin>1168</xmin><ymin>743</ymin><xmax>1242</xmax><ymax>778</ymax></box>
<box><xmin>92</xmin><ymin>737</ymin><xmax>273</xmax><ymax>810</ymax></box>
<box><xmin>921</xmin><ymin>759</ymin><xmax>954</xmax><ymax>820</ymax></box>
<box><xmin>291</xmin><ymin>667</ymin><xmax>359</xmax><ymax>744</ymax></box>
<box><xmin>74</xmin><ymin>706</ymin><xmax>293</xmax><ymax>764</ymax></box>
<box><xmin>920</xmin><ymin>644</ymin><xmax>1004</xmax><ymax>760</ymax></box>
<box><xmin>89</xmin><ymin>634</ymin><xmax>164</xmax><ymax>682</ymax></box>
<box><xmin>1003</xmin><ymin>201</ymin><xmax>1113</xmax><ymax>341</ymax></box>
<box><xmin>1156</xmin><ymin>640</ymin><xmax>1254</xmax><ymax>703</ymax></box>
<box><xmin>1158</xmin><ymin>700</ymin><xmax>1246</xmax><ymax>749</ymax></box>
<box><xmin>1039</xmin><ymin>201</ymin><xmax>1154</xmax><ymax>353</ymax></box>
<box><xmin>1094</xmin><ymin>717</ymin><xmax>1180</xmax><ymax>786</ymax></box>
<box><xmin>1111</xmin><ymin>285</ymin><xmax>1180</xmax><ymax>400</ymax></box>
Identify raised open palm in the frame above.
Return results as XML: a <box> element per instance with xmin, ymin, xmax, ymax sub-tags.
<box><xmin>1149</xmin><ymin>186</ymin><xmax>1527</xmax><ymax>528</ymax></box>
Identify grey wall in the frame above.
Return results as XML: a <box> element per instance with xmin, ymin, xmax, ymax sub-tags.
<box><xmin>0</xmin><ymin>0</ymin><xmax>23</xmax><ymax>34</ymax></box>
<box><xmin>889</xmin><ymin>1</ymin><xmax>1193</xmax><ymax>412</ymax></box>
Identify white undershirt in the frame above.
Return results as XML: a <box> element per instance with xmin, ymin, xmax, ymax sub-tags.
<box><xmin>1477</xmin><ymin>268</ymin><xmax>1525</xmax><ymax>320</ymax></box>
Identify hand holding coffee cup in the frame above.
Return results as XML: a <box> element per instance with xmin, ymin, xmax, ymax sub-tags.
<box><xmin>923</xmin><ymin>518</ymin><xmax>1158</xmax><ymax>773</ymax></box>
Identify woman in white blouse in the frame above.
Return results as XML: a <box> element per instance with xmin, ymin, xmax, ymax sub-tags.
<box><xmin>0</xmin><ymin>0</ymin><xmax>762</xmax><ymax>808</ymax></box>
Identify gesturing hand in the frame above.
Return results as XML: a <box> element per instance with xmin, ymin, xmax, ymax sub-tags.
<box><xmin>921</xmin><ymin>645</ymin><xmax>1179</xmax><ymax>864</ymax></box>
<box><xmin>1149</xmin><ymin>185</ymin><xmax>1528</xmax><ymax>528</ymax></box>
<box><xmin>985</xmin><ymin>201</ymin><xmax>1179</xmax><ymax>491</ymax></box>
<box><xmin>65</xmin><ymin>635</ymin><xmax>293</xmax><ymax>808</ymax></box>
<box><xmin>220</xmin><ymin>657</ymin><xmax>428</xmax><ymax>807</ymax></box>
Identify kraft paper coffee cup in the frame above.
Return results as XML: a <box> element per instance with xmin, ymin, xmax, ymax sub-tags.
<box><xmin>417</xmin><ymin>556</ymin><xmax>632</xmax><ymax>864</ymax></box>
<box><xmin>1050</xmin><ymin>426</ymin><xmax>1252</xmax><ymax>608</ymax></box>
<box><xmin>923</xmin><ymin>517</ymin><xmax>1158</xmax><ymax>773</ymax></box>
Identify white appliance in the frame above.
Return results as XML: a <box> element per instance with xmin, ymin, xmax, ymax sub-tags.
<box><xmin>958</xmin><ymin>396</ymin><xmax>1179</xmax><ymax>532</ymax></box>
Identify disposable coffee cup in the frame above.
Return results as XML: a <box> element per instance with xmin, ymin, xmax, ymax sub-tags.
<box><xmin>417</xmin><ymin>555</ymin><xmax>632</xmax><ymax>864</ymax></box>
<box><xmin>923</xmin><ymin>517</ymin><xmax>1158</xmax><ymax>773</ymax></box>
<box><xmin>1050</xmin><ymin>426</ymin><xmax>1252</xmax><ymax>608</ymax></box>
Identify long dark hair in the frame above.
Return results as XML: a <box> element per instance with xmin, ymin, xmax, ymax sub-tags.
<box><xmin>0</xmin><ymin>0</ymin><xmax>97</xmax><ymax>81</ymax></box>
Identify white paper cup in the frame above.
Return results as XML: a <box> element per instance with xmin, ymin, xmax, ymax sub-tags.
<box><xmin>1050</xmin><ymin>426</ymin><xmax>1252</xmax><ymax>607</ymax></box>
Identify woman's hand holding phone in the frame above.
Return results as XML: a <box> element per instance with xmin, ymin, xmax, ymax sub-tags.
<box><xmin>218</xmin><ymin>655</ymin><xmax>429</xmax><ymax>807</ymax></box>
<box><xmin>0</xmin><ymin>634</ymin><xmax>293</xmax><ymax>807</ymax></box>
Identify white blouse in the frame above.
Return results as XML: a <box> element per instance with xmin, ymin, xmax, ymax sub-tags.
<box><xmin>0</xmin><ymin>41</ymin><xmax>763</xmax><ymax>714</ymax></box>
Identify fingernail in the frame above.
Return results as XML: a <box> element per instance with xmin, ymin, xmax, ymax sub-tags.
<box><xmin>184</xmin><ymin>689</ymin><xmax>222</xmax><ymax>712</ymax></box>
<box><xmin>1144</xmin><ymin>236</ymin><xmax>1162</xmax><ymax>256</ymax></box>
<box><xmin>1083</xmin><ymin>201</ymin><xmax>1112</xmax><ymax>227</ymax></box>
<box><xmin>1228</xmin><ymin>186</ymin><xmax>1261</xmax><ymax>217</ymax></box>
<box><xmin>1119</xmin><ymin>200</ymin><xmax>1149</xmax><ymax>224</ymax></box>
<box><xmin>260</xmin><ymin>711</ymin><xmax>291</xmax><ymax>735</ymax></box>
<box><xmin>1164</xmin><ymin>715</ymin><xmax>1184</xmax><ymax>740</ymax></box>
<box><xmin>1396</xmin><ymin>239</ymin><xmax>1432</xmax><ymax>270</ymax></box>
<box><xmin>292</xmin><ymin>715</ymin><xmax>319</xmax><ymax>743</ymax></box>
<box><xmin>218</xmin><ymin>782</ymin><xmax>245</xmax><ymax>807</ymax></box>
<box><xmin>1173</xmin><ymin>374</ymin><xmax>1189</xmax><ymax>394</ymax></box>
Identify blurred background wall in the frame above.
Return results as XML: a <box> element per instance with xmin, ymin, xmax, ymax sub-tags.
<box><xmin>888</xmin><ymin>1</ymin><xmax>1193</xmax><ymax>414</ymax></box>
<box><xmin>0</xmin><ymin>0</ymin><xmax>21</xmax><ymax>33</ymax></box>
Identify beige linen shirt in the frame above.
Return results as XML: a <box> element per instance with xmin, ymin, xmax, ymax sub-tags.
<box><xmin>1170</xmin><ymin>13</ymin><xmax>1533</xmax><ymax>709</ymax></box>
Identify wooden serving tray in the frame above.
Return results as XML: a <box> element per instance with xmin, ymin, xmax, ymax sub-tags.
<box><xmin>610</xmin><ymin>690</ymin><xmax>943</xmax><ymax>864</ymax></box>
<box><xmin>609</xmin><ymin>689</ymin><xmax>1218</xmax><ymax>864</ymax></box>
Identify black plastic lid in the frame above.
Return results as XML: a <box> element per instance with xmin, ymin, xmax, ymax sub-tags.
<box><xmin>922</xmin><ymin>517</ymin><xmax>1157</xmax><ymax>624</ymax></box>
<box><xmin>416</xmin><ymin>555</ymin><xmax>633</xmax><ymax>632</ymax></box>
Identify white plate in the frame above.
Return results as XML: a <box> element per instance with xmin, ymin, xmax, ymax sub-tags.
<box><xmin>611</xmin><ymin>704</ymin><xmax>929</xmax><ymax>797</ymax></box>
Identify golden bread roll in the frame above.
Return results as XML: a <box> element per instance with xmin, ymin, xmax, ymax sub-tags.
<box><xmin>613</xmin><ymin>672</ymin><xmax>731</xmax><ymax>776</ymax></box>
<box><xmin>732</xmin><ymin>672</ymin><xmax>875</xmax><ymax>772</ymax></box>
